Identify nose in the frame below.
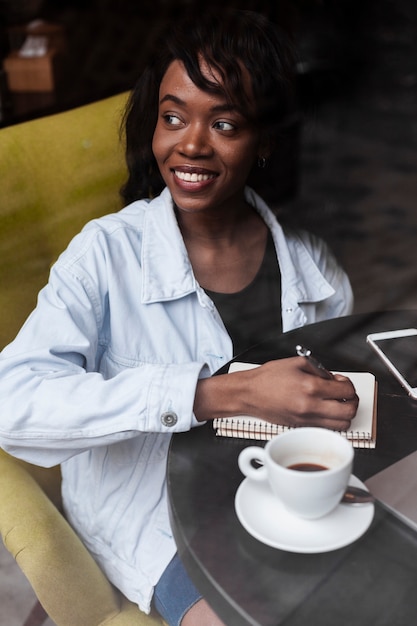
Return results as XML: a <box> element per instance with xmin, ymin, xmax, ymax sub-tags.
<box><xmin>178</xmin><ymin>123</ymin><xmax>212</xmax><ymax>158</ymax></box>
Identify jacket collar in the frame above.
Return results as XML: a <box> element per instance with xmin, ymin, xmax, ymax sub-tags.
<box><xmin>244</xmin><ymin>187</ymin><xmax>335</xmax><ymax>304</ymax></box>
<box><xmin>141</xmin><ymin>187</ymin><xmax>334</xmax><ymax>305</ymax></box>
<box><xmin>141</xmin><ymin>188</ymin><xmax>196</xmax><ymax>303</ymax></box>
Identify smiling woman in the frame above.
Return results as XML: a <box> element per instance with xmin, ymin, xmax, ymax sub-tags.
<box><xmin>0</xmin><ymin>8</ymin><xmax>357</xmax><ymax>626</ymax></box>
<box><xmin>121</xmin><ymin>9</ymin><xmax>296</xmax><ymax>205</ymax></box>
<box><xmin>152</xmin><ymin>59</ymin><xmax>261</xmax><ymax>218</ymax></box>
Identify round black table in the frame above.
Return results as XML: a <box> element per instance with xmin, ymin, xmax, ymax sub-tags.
<box><xmin>167</xmin><ymin>310</ymin><xmax>417</xmax><ymax>626</ymax></box>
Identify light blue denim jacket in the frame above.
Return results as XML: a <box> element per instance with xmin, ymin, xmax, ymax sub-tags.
<box><xmin>0</xmin><ymin>187</ymin><xmax>353</xmax><ymax>612</ymax></box>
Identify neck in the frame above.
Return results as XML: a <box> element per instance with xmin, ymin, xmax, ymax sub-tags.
<box><xmin>175</xmin><ymin>200</ymin><xmax>257</xmax><ymax>249</ymax></box>
<box><xmin>175</xmin><ymin>201</ymin><xmax>268</xmax><ymax>293</ymax></box>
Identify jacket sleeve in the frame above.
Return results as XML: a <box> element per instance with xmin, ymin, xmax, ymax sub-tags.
<box><xmin>0</xmin><ymin>259</ymin><xmax>203</xmax><ymax>467</ymax></box>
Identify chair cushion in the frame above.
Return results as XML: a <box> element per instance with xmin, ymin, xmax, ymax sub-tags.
<box><xmin>0</xmin><ymin>449</ymin><xmax>163</xmax><ymax>625</ymax></box>
<box><xmin>0</xmin><ymin>93</ymin><xmax>129</xmax><ymax>348</ymax></box>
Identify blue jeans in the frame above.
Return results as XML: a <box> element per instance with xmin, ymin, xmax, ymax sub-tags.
<box><xmin>153</xmin><ymin>553</ymin><xmax>203</xmax><ymax>626</ymax></box>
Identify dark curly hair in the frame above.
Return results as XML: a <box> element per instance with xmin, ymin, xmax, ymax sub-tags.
<box><xmin>120</xmin><ymin>8</ymin><xmax>296</xmax><ymax>204</ymax></box>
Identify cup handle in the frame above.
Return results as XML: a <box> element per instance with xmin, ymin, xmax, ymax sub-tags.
<box><xmin>238</xmin><ymin>446</ymin><xmax>267</xmax><ymax>481</ymax></box>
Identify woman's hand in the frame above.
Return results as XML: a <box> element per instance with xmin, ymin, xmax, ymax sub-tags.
<box><xmin>194</xmin><ymin>357</ymin><xmax>359</xmax><ymax>432</ymax></box>
<box><xmin>242</xmin><ymin>358</ymin><xmax>358</xmax><ymax>431</ymax></box>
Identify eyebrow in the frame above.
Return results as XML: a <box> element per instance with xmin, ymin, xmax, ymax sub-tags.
<box><xmin>159</xmin><ymin>93</ymin><xmax>239</xmax><ymax>113</ymax></box>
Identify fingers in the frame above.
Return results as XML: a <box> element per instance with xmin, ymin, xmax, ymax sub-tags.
<box><xmin>323</xmin><ymin>378</ymin><xmax>358</xmax><ymax>404</ymax></box>
<box><xmin>299</xmin><ymin>360</ymin><xmax>358</xmax><ymax>403</ymax></box>
<box><xmin>258</xmin><ymin>358</ymin><xmax>359</xmax><ymax>431</ymax></box>
<box><xmin>289</xmin><ymin>395</ymin><xmax>358</xmax><ymax>431</ymax></box>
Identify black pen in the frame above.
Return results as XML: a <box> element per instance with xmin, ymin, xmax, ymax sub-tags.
<box><xmin>295</xmin><ymin>344</ymin><xmax>334</xmax><ymax>380</ymax></box>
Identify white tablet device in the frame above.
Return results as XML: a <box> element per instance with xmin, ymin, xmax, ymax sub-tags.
<box><xmin>367</xmin><ymin>328</ymin><xmax>417</xmax><ymax>400</ymax></box>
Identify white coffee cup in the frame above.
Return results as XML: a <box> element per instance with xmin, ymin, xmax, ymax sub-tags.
<box><xmin>238</xmin><ymin>427</ymin><xmax>354</xmax><ymax>519</ymax></box>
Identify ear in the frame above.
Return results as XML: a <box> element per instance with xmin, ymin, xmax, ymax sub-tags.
<box><xmin>257</xmin><ymin>133</ymin><xmax>275</xmax><ymax>161</ymax></box>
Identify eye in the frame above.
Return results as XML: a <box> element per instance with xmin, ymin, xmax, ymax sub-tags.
<box><xmin>214</xmin><ymin>120</ymin><xmax>236</xmax><ymax>132</ymax></box>
<box><xmin>163</xmin><ymin>113</ymin><xmax>182</xmax><ymax>126</ymax></box>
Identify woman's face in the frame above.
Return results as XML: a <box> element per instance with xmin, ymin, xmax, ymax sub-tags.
<box><xmin>152</xmin><ymin>59</ymin><xmax>262</xmax><ymax>216</ymax></box>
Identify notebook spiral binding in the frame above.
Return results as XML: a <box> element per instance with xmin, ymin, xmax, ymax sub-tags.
<box><xmin>213</xmin><ymin>417</ymin><xmax>376</xmax><ymax>448</ymax></box>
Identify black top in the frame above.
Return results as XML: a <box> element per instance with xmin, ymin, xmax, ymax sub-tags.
<box><xmin>205</xmin><ymin>232</ymin><xmax>282</xmax><ymax>356</ymax></box>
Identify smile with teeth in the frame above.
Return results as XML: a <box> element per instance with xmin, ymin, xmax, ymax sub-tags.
<box><xmin>174</xmin><ymin>170</ymin><xmax>216</xmax><ymax>182</ymax></box>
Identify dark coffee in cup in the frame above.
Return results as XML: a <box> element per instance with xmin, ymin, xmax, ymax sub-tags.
<box><xmin>288</xmin><ymin>463</ymin><xmax>328</xmax><ymax>472</ymax></box>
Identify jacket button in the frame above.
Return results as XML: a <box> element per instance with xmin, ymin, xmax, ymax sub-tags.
<box><xmin>161</xmin><ymin>411</ymin><xmax>178</xmax><ymax>427</ymax></box>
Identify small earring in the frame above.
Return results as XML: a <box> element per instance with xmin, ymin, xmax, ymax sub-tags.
<box><xmin>257</xmin><ymin>156</ymin><xmax>267</xmax><ymax>169</ymax></box>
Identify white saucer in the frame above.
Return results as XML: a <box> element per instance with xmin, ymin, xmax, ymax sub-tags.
<box><xmin>235</xmin><ymin>474</ymin><xmax>374</xmax><ymax>553</ymax></box>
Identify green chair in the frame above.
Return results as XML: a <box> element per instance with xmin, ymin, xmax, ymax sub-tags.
<box><xmin>0</xmin><ymin>96</ymin><xmax>164</xmax><ymax>625</ymax></box>
<box><xmin>0</xmin><ymin>92</ymin><xmax>127</xmax><ymax>349</ymax></box>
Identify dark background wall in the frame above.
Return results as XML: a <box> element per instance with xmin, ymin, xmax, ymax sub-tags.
<box><xmin>1</xmin><ymin>0</ymin><xmax>417</xmax><ymax>313</ymax></box>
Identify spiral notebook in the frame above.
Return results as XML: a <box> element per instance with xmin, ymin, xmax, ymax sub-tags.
<box><xmin>213</xmin><ymin>362</ymin><xmax>377</xmax><ymax>448</ymax></box>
